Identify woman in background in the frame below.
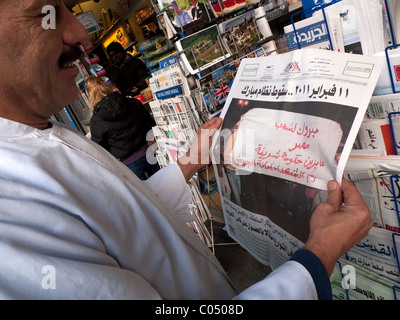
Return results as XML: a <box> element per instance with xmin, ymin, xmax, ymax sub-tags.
<box><xmin>85</xmin><ymin>76</ymin><xmax>160</xmax><ymax>180</ymax></box>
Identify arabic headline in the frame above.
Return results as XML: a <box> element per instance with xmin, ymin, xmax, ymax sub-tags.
<box><xmin>240</xmin><ymin>83</ymin><xmax>349</xmax><ymax>101</ymax></box>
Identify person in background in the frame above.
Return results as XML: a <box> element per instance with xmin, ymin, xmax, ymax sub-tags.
<box><xmin>106</xmin><ymin>42</ymin><xmax>149</xmax><ymax>97</ymax></box>
<box><xmin>85</xmin><ymin>76</ymin><xmax>160</xmax><ymax>180</ymax></box>
<box><xmin>189</xmin><ymin>0</ymin><xmax>210</xmax><ymax>22</ymax></box>
<box><xmin>172</xmin><ymin>1</ymin><xmax>192</xmax><ymax>28</ymax></box>
<box><xmin>0</xmin><ymin>0</ymin><xmax>373</xmax><ymax>299</ymax></box>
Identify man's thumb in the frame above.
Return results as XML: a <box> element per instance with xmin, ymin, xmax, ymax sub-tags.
<box><xmin>325</xmin><ymin>180</ymin><xmax>343</xmax><ymax>209</ymax></box>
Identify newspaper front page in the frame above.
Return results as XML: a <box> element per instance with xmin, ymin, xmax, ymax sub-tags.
<box><xmin>212</xmin><ymin>48</ymin><xmax>384</xmax><ymax>269</ymax></box>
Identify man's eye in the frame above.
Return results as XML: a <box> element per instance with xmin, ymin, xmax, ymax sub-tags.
<box><xmin>40</xmin><ymin>4</ymin><xmax>58</xmax><ymax>16</ymax></box>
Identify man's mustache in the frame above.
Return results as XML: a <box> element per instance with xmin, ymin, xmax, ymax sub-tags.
<box><xmin>59</xmin><ymin>46</ymin><xmax>83</xmax><ymax>66</ymax></box>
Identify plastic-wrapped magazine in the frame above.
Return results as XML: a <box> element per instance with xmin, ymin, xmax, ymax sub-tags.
<box><xmin>218</xmin><ymin>7</ymin><xmax>272</xmax><ymax>56</ymax></box>
<box><xmin>198</xmin><ymin>47</ymin><xmax>266</xmax><ymax>111</ymax></box>
<box><xmin>209</xmin><ymin>0</ymin><xmax>252</xmax><ymax>16</ymax></box>
<box><xmin>211</xmin><ymin>48</ymin><xmax>384</xmax><ymax>269</ymax></box>
<box><xmin>176</xmin><ymin>25</ymin><xmax>231</xmax><ymax>74</ymax></box>
<box><xmin>156</xmin><ymin>0</ymin><xmax>217</xmax><ymax>36</ymax></box>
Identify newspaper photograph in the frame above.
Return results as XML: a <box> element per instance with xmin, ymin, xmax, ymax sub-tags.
<box><xmin>211</xmin><ymin>48</ymin><xmax>384</xmax><ymax>268</ymax></box>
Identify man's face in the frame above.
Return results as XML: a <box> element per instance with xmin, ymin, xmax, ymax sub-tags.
<box><xmin>189</xmin><ymin>0</ymin><xmax>198</xmax><ymax>6</ymax></box>
<box><xmin>108</xmin><ymin>51</ymin><xmax>125</xmax><ymax>67</ymax></box>
<box><xmin>174</xmin><ymin>5</ymin><xmax>181</xmax><ymax>14</ymax></box>
<box><xmin>0</xmin><ymin>0</ymin><xmax>88</xmax><ymax>127</ymax></box>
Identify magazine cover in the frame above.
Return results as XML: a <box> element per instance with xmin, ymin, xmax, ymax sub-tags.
<box><xmin>209</xmin><ymin>0</ymin><xmax>252</xmax><ymax>16</ymax></box>
<box><xmin>211</xmin><ymin>49</ymin><xmax>384</xmax><ymax>269</ymax></box>
<box><xmin>198</xmin><ymin>48</ymin><xmax>266</xmax><ymax>111</ymax></box>
<box><xmin>218</xmin><ymin>8</ymin><xmax>271</xmax><ymax>55</ymax></box>
<box><xmin>156</xmin><ymin>0</ymin><xmax>216</xmax><ymax>34</ymax></box>
<box><xmin>176</xmin><ymin>25</ymin><xmax>230</xmax><ymax>74</ymax></box>
<box><xmin>200</xmin><ymin>61</ymin><xmax>239</xmax><ymax>108</ymax></box>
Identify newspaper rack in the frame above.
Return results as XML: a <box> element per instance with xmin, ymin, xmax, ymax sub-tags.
<box><xmin>340</xmin><ymin>231</ymin><xmax>400</xmax><ymax>300</ymax></box>
<box><xmin>219</xmin><ymin>12</ymin><xmax>273</xmax><ymax>57</ymax></box>
<box><xmin>336</xmin><ymin>260</ymin><xmax>350</xmax><ymax>300</ymax></box>
<box><xmin>289</xmin><ymin>3</ymin><xmax>334</xmax><ymax>51</ymax></box>
<box><xmin>176</xmin><ymin>33</ymin><xmax>231</xmax><ymax>78</ymax></box>
<box><xmin>383</xmin><ymin>1</ymin><xmax>400</xmax><ymax>154</ymax></box>
<box><xmin>384</xmin><ymin>0</ymin><xmax>399</xmax><ymax>95</ymax></box>
<box><xmin>392</xmin><ymin>233</ymin><xmax>400</xmax><ymax>299</ymax></box>
<box><xmin>390</xmin><ymin>176</ymin><xmax>400</xmax><ymax>299</ymax></box>
<box><xmin>388</xmin><ymin>112</ymin><xmax>400</xmax><ymax>155</ymax></box>
<box><xmin>389</xmin><ymin>175</ymin><xmax>400</xmax><ymax>227</ymax></box>
<box><xmin>394</xmin><ymin>286</ymin><xmax>400</xmax><ymax>300</ymax></box>
<box><xmin>209</xmin><ymin>0</ymin><xmax>252</xmax><ymax>17</ymax></box>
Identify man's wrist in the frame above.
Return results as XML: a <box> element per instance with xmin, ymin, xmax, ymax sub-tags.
<box><xmin>177</xmin><ymin>157</ymin><xmax>200</xmax><ymax>182</ymax></box>
<box><xmin>290</xmin><ymin>249</ymin><xmax>332</xmax><ymax>300</ymax></box>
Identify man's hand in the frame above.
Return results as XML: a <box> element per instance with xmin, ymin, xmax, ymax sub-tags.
<box><xmin>178</xmin><ymin>117</ymin><xmax>222</xmax><ymax>182</ymax></box>
<box><xmin>303</xmin><ymin>179</ymin><xmax>373</xmax><ymax>276</ymax></box>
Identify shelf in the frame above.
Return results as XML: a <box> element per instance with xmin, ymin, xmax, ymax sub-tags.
<box><xmin>87</xmin><ymin>0</ymin><xmax>149</xmax><ymax>52</ymax></box>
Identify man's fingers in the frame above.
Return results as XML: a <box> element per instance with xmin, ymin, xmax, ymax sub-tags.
<box><xmin>200</xmin><ymin>117</ymin><xmax>222</xmax><ymax>131</ymax></box>
<box><xmin>340</xmin><ymin>179</ymin><xmax>366</xmax><ymax>207</ymax></box>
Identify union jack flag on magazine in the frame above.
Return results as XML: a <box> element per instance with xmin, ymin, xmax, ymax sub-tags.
<box><xmin>214</xmin><ymin>84</ymin><xmax>231</xmax><ymax>104</ymax></box>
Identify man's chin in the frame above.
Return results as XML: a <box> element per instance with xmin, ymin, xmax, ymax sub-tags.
<box><xmin>58</xmin><ymin>89</ymin><xmax>80</xmax><ymax>110</ymax></box>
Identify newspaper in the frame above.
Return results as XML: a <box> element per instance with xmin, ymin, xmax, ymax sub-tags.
<box><xmin>356</xmin><ymin>118</ymin><xmax>397</xmax><ymax>155</ymax></box>
<box><xmin>344</xmin><ymin>155</ymin><xmax>400</xmax><ymax>232</ymax></box>
<box><xmin>358</xmin><ymin>93</ymin><xmax>400</xmax><ymax>155</ymax></box>
<box><xmin>366</xmin><ymin>92</ymin><xmax>400</xmax><ymax>119</ymax></box>
<box><xmin>331</xmin><ymin>258</ymin><xmax>399</xmax><ymax>300</ymax></box>
<box><xmin>346</xmin><ymin>226</ymin><xmax>400</xmax><ymax>284</ymax></box>
<box><xmin>284</xmin><ymin>11</ymin><xmax>338</xmax><ymax>51</ymax></box>
<box><xmin>211</xmin><ymin>48</ymin><xmax>384</xmax><ymax>268</ymax></box>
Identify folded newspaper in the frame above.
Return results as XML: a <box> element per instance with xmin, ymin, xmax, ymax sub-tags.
<box><xmin>211</xmin><ymin>48</ymin><xmax>384</xmax><ymax>269</ymax></box>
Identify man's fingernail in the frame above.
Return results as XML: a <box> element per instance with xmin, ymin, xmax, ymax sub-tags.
<box><xmin>328</xmin><ymin>180</ymin><xmax>337</xmax><ymax>191</ymax></box>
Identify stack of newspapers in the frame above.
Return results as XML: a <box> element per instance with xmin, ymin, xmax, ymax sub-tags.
<box><xmin>148</xmin><ymin>58</ymin><xmax>214</xmax><ymax>245</ymax></box>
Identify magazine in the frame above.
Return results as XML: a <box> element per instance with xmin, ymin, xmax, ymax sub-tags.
<box><xmin>209</xmin><ymin>0</ymin><xmax>251</xmax><ymax>16</ymax></box>
<box><xmin>156</xmin><ymin>0</ymin><xmax>216</xmax><ymax>35</ymax></box>
<box><xmin>176</xmin><ymin>24</ymin><xmax>231</xmax><ymax>74</ymax></box>
<box><xmin>211</xmin><ymin>48</ymin><xmax>384</xmax><ymax>268</ymax></box>
<box><xmin>218</xmin><ymin>8</ymin><xmax>271</xmax><ymax>56</ymax></box>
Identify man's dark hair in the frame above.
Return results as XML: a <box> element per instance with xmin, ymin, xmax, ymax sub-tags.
<box><xmin>107</xmin><ymin>42</ymin><xmax>125</xmax><ymax>55</ymax></box>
